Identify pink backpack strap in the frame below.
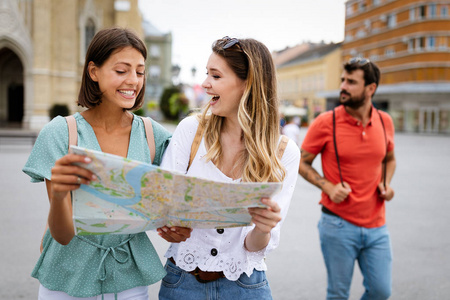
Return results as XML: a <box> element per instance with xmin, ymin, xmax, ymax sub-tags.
<box><xmin>140</xmin><ymin>117</ymin><xmax>155</xmax><ymax>164</ymax></box>
<box><xmin>65</xmin><ymin>115</ymin><xmax>77</xmax><ymax>150</ymax></box>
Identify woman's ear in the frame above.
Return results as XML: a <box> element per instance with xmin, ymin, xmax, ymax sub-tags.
<box><xmin>88</xmin><ymin>62</ymin><xmax>98</xmax><ymax>82</ymax></box>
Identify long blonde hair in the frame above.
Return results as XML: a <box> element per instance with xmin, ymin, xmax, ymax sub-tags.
<box><xmin>199</xmin><ymin>37</ymin><xmax>286</xmax><ymax>183</ymax></box>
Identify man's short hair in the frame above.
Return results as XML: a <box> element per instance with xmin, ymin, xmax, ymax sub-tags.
<box><xmin>344</xmin><ymin>57</ymin><xmax>380</xmax><ymax>88</ymax></box>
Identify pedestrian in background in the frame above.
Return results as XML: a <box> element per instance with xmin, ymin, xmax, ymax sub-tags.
<box><xmin>22</xmin><ymin>27</ymin><xmax>189</xmax><ymax>299</ymax></box>
<box><xmin>157</xmin><ymin>36</ymin><xmax>300</xmax><ymax>300</ymax></box>
<box><xmin>282</xmin><ymin>115</ymin><xmax>302</xmax><ymax>146</ymax></box>
<box><xmin>298</xmin><ymin>58</ymin><xmax>396</xmax><ymax>300</ymax></box>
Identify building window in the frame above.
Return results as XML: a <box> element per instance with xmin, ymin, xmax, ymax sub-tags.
<box><xmin>387</xmin><ymin>13</ymin><xmax>396</xmax><ymax>28</ymax></box>
<box><xmin>149</xmin><ymin>65</ymin><xmax>161</xmax><ymax>79</ymax></box>
<box><xmin>408</xmin><ymin>39</ymin><xmax>414</xmax><ymax>52</ymax></box>
<box><xmin>373</xmin><ymin>0</ymin><xmax>381</xmax><ymax>7</ymax></box>
<box><xmin>438</xmin><ymin>38</ymin><xmax>447</xmax><ymax>50</ymax></box>
<box><xmin>359</xmin><ymin>1</ymin><xmax>366</xmax><ymax>12</ymax></box>
<box><xmin>416</xmin><ymin>37</ymin><xmax>425</xmax><ymax>50</ymax></box>
<box><xmin>427</xmin><ymin>36</ymin><xmax>436</xmax><ymax>49</ymax></box>
<box><xmin>85</xmin><ymin>19</ymin><xmax>96</xmax><ymax>56</ymax></box>
<box><xmin>385</xmin><ymin>48</ymin><xmax>395</xmax><ymax>57</ymax></box>
<box><xmin>441</xmin><ymin>5</ymin><xmax>448</xmax><ymax>17</ymax></box>
<box><xmin>369</xmin><ymin>54</ymin><xmax>379</xmax><ymax>61</ymax></box>
<box><xmin>356</xmin><ymin>29</ymin><xmax>366</xmax><ymax>38</ymax></box>
<box><xmin>409</xmin><ymin>8</ymin><xmax>416</xmax><ymax>20</ymax></box>
<box><xmin>346</xmin><ymin>4</ymin><xmax>353</xmax><ymax>16</ymax></box>
<box><xmin>419</xmin><ymin>5</ymin><xmax>426</xmax><ymax>19</ymax></box>
<box><xmin>429</xmin><ymin>4</ymin><xmax>437</xmax><ymax>18</ymax></box>
<box><xmin>150</xmin><ymin>45</ymin><xmax>160</xmax><ymax>58</ymax></box>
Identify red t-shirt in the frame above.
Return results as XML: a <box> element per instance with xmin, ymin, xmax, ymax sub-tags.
<box><xmin>302</xmin><ymin>105</ymin><xmax>395</xmax><ymax>228</ymax></box>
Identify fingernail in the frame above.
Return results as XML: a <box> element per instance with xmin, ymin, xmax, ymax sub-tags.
<box><xmin>84</xmin><ymin>157</ymin><xmax>92</xmax><ymax>163</ymax></box>
<box><xmin>162</xmin><ymin>227</ymin><xmax>168</xmax><ymax>232</ymax></box>
<box><xmin>91</xmin><ymin>174</ymin><xmax>97</xmax><ymax>180</ymax></box>
<box><xmin>170</xmin><ymin>227</ymin><xmax>176</xmax><ymax>232</ymax></box>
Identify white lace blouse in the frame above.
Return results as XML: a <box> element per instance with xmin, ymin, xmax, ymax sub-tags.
<box><xmin>160</xmin><ymin>116</ymin><xmax>300</xmax><ymax>280</ymax></box>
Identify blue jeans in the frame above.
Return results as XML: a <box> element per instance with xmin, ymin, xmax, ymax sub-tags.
<box><xmin>158</xmin><ymin>258</ymin><xmax>273</xmax><ymax>300</ymax></box>
<box><xmin>318</xmin><ymin>212</ymin><xmax>392</xmax><ymax>300</ymax></box>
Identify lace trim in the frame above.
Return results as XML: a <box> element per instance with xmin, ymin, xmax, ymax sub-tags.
<box><xmin>165</xmin><ymin>243</ymin><xmax>268</xmax><ymax>281</ymax></box>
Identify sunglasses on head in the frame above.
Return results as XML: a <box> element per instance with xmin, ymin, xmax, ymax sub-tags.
<box><xmin>222</xmin><ymin>36</ymin><xmax>240</xmax><ymax>50</ymax></box>
<box><xmin>348</xmin><ymin>57</ymin><xmax>370</xmax><ymax>66</ymax></box>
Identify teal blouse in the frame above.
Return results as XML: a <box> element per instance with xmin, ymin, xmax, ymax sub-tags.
<box><xmin>23</xmin><ymin>112</ymin><xmax>171</xmax><ymax>297</ymax></box>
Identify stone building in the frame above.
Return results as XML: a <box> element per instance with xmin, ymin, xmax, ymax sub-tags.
<box><xmin>143</xmin><ymin>19</ymin><xmax>172</xmax><ymax>105</ymax></box>
<box><xmin>0</xmin><ymin>0</ymin><xmax>144</xmax><ymax>129</ymax></box>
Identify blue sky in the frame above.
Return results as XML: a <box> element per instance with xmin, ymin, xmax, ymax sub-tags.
<box><xmin>139</xmin><ymin>0</ymin><xmax>346</xmax><ymax>84</ymax></box>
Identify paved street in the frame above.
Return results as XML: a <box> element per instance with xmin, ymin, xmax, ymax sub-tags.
<box><xmin>1</xmin><ymin>128</ymin><xmax>449</xmax><ymax>299</ymax></box>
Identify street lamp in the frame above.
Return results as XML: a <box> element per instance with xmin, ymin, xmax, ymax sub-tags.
<box><xmin>171</xmin><ymin>64</ymin><xmax>181</xmax><ymax>85</ymax></box>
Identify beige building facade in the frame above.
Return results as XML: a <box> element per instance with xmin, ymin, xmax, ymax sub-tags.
<box><xmin>0</xmin><ymin>0</ymin><xmax>144</xmax><ymax>130</ymax></box>
<box><xmin>143</xmin><ymin>20</ymin><xmax>172</xmax><ymax>104</ymax></box>
<box><xmin>276</xmin><ymin>42</ymin><xmax>342</xmax><ymax>123</ymax></box>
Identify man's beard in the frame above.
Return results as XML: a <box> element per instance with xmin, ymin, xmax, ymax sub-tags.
<box><xmin>340</xmin><ymin>90</ymin><xmax>366</xmax><ymax>109</ymax></box>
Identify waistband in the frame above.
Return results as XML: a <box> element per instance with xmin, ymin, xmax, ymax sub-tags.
<box><xmin>321</xmin><ymin>205</ymin><xmax>339</xmax><ymax>217</ymax></box>
<box><xmin>169</xmin><ymin>257</ymin><xmax>225</xmax><ymax>283</ymax></box>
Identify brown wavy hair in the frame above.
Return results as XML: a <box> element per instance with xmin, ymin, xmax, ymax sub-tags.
<box><xmin>77</xmin><ymin>27</ymin><xmax>147</xmax><ymax>110</ymax></box>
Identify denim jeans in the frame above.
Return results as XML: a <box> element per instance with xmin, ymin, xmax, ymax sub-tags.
<box><xmin>158</xmin><ymin>258</ymin><xmax>273</xmax><ymax>300</ymax></box>
<box><xmin>318</xmin><ymin>212</ymin><xmax>392</xmax><ymax>300</ymax></box>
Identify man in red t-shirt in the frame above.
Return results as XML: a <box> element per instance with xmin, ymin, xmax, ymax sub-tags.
<box><xmin>299</xmin><ymin>58</ymin><xmax>396</xmax><ymax>300</ymax></box>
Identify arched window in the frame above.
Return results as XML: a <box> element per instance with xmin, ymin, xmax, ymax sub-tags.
<box><xmin>85</xmin><ymin>19</ymin><xmax>96</xmax><ymax>55</ymax></box>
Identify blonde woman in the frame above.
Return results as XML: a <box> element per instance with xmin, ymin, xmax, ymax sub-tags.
<box><xmin>157</xmin><ymin>37</ymin><xmax>300</xmax><ymax>299</ymax></box>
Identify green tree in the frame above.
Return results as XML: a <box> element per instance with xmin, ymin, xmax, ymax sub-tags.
<box><xmin>160</xmin><ymin>86</ymin><xmax>189</xmax><ymax>120</ymax></box>
<box><xmin>49</xmin><ymin>104</ymin><xmax>69</xmax><ymax>119</ymax></box>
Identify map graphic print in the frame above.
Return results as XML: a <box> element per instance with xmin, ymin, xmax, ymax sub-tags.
<box><xmin>70</xmin><ymin>146</ymin><xmax>282</xmax><ymax>235</ymax></box>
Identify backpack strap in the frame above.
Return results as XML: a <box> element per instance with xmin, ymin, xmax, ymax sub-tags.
<box><xmin>333</xmin><ymin>108</ymin><xmax>387</xmax><ymax>188</ymax></box>
<box><xmin>64</xmin><ymin>115</ymin><xmax>155</xmax><ymax>163</ymax></box>
<box><xmin>65</xmin><ymin>115</ymin><xmax>78</xmax><ymax>150</ymax></box>
<box><xmin>332</xmin><ymin>109</ymin><xmax>345</xmax><ymax>187</ymax></box>
<box><xmin>187</xmin><ymin>120</ymin><xmax>205</xmax><ymax>171</ymax></box>
<box><xmin>140</xmin><ymin>117</ymin><xmax>155</xmax><ymax>164</ymax></box>
<box><xmin>277</xmin><ymin>135</ymin><xmax>289</xmax><ymax>159</ymax></box>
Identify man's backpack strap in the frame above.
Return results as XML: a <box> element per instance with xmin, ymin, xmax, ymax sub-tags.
<box><xmin>65</xmin><ymin>115</ymin><xmax>78</xmax><ymax>150</ymax></box>
<box><xmin>140</xmin><ymin>117</ymin><xmax>155</xmax><ymax>164</ymax></box>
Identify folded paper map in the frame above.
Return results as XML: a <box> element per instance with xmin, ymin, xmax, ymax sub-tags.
<box><xmin>69</xmin><ymin>146</ymin><xmax>282</xmax><ymax>235</ymax></box>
